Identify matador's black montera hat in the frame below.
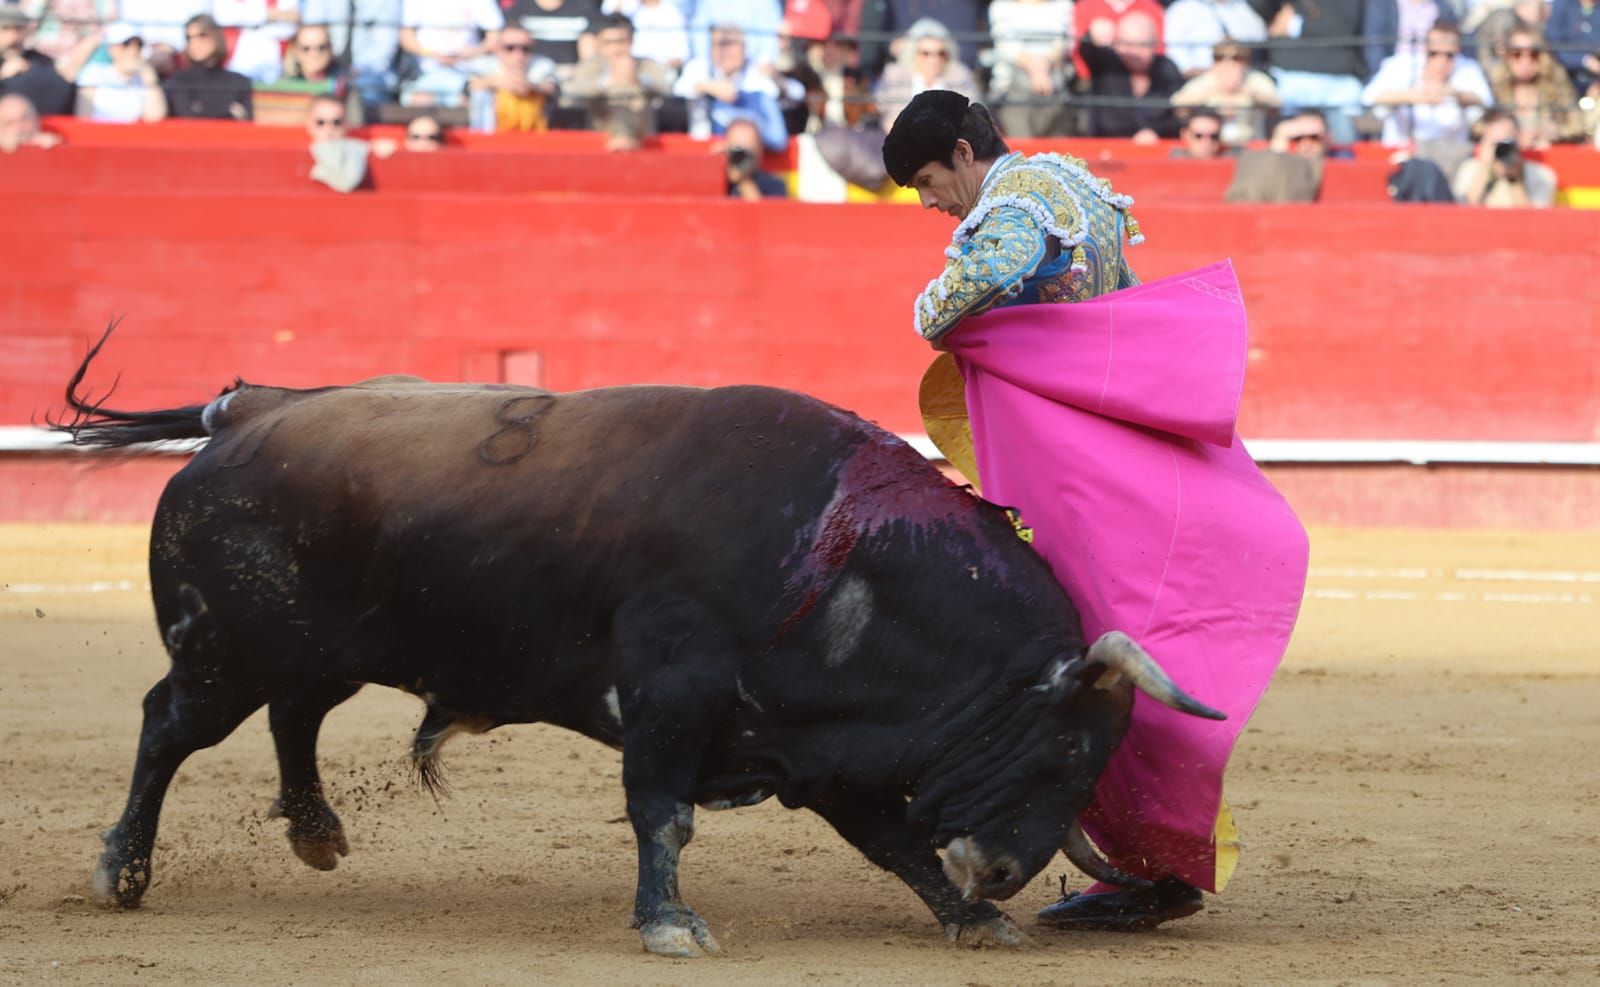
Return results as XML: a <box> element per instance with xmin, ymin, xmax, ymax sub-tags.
<box><xmin>881</xmin><ymin>89</ymin><xmax>971</xmax><ymax>188</ymax></box>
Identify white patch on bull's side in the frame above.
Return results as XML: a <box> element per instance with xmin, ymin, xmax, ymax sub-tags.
<box><xmin>822</xmin><ymin>575</ymin><xmax>874</xmax><ymax>667</ymax></box>
<box><xmin>200</xmin><ymin>390</ymin><xmax>236</xmax><ymax>434</ymax></box>
<box><xmin>736</xmin><ymin>677</ymin><xmax>763</xmax><ymax>712</ymax></box>
<box><xmin>604</xmin><ymin>687</ymin><xmax>622</xmax><ymax>727</ymax></box>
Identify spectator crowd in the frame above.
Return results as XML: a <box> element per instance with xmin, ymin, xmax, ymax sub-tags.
<box><xmin>1</xmin><ymin>0</ymin><xmax>1598</xmax><ymax>204</ymax></box>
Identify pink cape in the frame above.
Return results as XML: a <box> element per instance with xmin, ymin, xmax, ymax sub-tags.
<box><xmin>944</xmin><ymin>261</ymin><xmax>1309</xmax><ymax>892</ymax></box>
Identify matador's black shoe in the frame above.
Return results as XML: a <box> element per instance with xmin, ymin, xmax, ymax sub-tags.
<box><xmin>1035</xmin><ymin>876</ymin><xmax>1204</xmax><ymax>932</ymax></box>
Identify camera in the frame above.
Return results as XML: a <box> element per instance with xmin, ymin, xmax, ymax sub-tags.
<box><xmin>727</xmin><ymin>146</ymin><xmax>757</xmax><ymax>174</ymax></box>
<box><xmin>1492</xmin><ymin>139</ymin><xmax>1520</xmax><ymax>164</ymax></box>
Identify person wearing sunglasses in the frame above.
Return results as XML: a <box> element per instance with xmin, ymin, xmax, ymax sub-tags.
<box><xmin>1487</xmin><ymin>24</ymin><xmax>1584</xmax><ymax>147</ymax></box>
<box><xmin>467</xmin><ymin>24</ymin><xmax>560</xmax><ymax>132</ymax></box>
<box><xmin>873</xmin><ymin>18</ymin><xmax>982</xmax><ymax>132</ymax></box>
<box><xmin>404</xmin><ymin>113</ymin><xmax>447</xmax><ymax>151</ymax></box>
<box><xmin>883</xmin><ymin>88</ymin><xmax>1308</xmax><ymax>935</ymax></box>
<box><xmin>1163</xmin><ymin>0</ymin><xmax>1268</xmax><ymax>77</ymax></box>
<box><xmin>163</xmin><ymin>14</ymin><xmax>254</xmax><ymax>120</ymax></box>
<box><xmin>1169</xmin><ymin>108</ymin><xmax>1231</xmax><ymax>158</ymax></box>
<box><xmin>305</xmin><ymin>93</ymin><xmax>398</xmax><ymax>193</ymax></box>
<box><xmin>1361</xmin><ymin>21</ymin><xmax>1490</xmax><ymax>147</ymax></box>
<box><xmin>1171</xmin><ymin>40</ymin><xmax>1281</xmax><ymax>142</ymax></box>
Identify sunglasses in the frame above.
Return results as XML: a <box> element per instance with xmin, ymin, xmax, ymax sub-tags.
<box><xmin>1289</xmin><ymin>132</ymin><xmax>1326</xmax><ymax>144</ymax></box>
<box><xmin>502</xmin><ymin>42</ymin><xmax>533</xmax><ymax>53</ymax></box>
<box><xmin>1214</xmin><ymin>53</ymin><xmax>1247</xmax><ymax>63</ymax></box>
<box><xmin>1426</xmin><ymin>48</ymin><xmax>1457</xmax><ymax>59</ymax></box>
<box><xmin>1506</xmin><ymin>47</ymin><xmax>1542</xmax><ymax>58</ymax></box>
<box><xmin>915</xmin><ymin>48</ymin><xmax>949</xmax><ymax>58</ymax></box>
<box><xmin>299</xmin><ymin>42</ymin><xmax>331</xmax><ymax>52</ymax></box>
<box><xmin>407</xmin><ymin>130</ymin><xmax>443</xmax><ymax>142</ymax></box>
<box><xmin>1187</xmin><ymin>130</ymin><xmax>1221</xmax><ymax>140</ymax></box>
<box><xmin>185</xmin><ymin>32</ymin><xmax>211</xmax><ymax>40</ymax></box>
<box><xmin>312</xmin><ymin>117</ymin><xmax>344</xmax><ymax>127</ymax></box>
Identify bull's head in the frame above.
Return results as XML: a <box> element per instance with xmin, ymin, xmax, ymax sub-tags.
<box><xmin>930</xmin><ymin>631</ymin><xmax>1225</xmax><ymax>902</ymax></box>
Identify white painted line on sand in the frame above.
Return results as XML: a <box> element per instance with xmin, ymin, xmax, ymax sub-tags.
<box><xmin>4</xmin><ymin>580</ymin><xmax>146</xmax><ymax>594</ymax></box>
<box><xmin>1310</xmin><ymin>566</ymin><xmax>1600</xmax><ymax>585</ymax></box>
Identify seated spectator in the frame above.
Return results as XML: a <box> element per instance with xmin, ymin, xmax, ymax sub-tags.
<box><xmin>399</xmin><ymin>0</ymin><xmax>503</xmax><ymax>107</ymax></box>
<box><xmin>1547</xmin><ymin>0</ymin><xmax>1600</xmax><ymax>92</ymax></box>
<box><xmin>1071</xmin><ymin>0</ymin><xmax>1164</xmax><ymax>80</ymax></box>
<box><xmin>298</xmin><ymin>0</ymin><xmax>403</xmax><ymax>113</ymax></box>
<box><xmin>468</xmin><ymin>23</ymin><xmax>560</xmax><ymax>131</ymax></box>
<box><xmin>602</xmin><ymin>0</ymin><xmax>688</xmax><ymax>71</ymax></box>
<box><xmin>1164</xmin><ymin>0</ymin><xmax>1267</xmax><ymax>77</ymax></box>
<box><xmin>1362</xmin><ymin>21</ymin><xmax>1490</xmax><ymax>147</ymax></box>
<box><xmin>164</xmin><ymin>14</ymin><xmax>254</xmax><ymax>120</ymax></box>
<box><xmin>1262</xmin><ymin>0</ymin><xmax>1367</xmax><ymax>146</ymax></box>
<box><xmin>988</xmin><ymin>0</ymin><xmax>1074</xmax><ymax>138</ymax></box>
<box><xmin>1080</xmin><ymin>13</ymin><xmax>1184</xmax><ymax>142</ymax></box>
<box><xmin>504</xmin><ymin>0</ymin><xmax>600</xmax><ymax>80</ymax></box>
<box><xmin>282</xmin><ymin>25</ymin><xmax>344</xmax><ymax>92</ymax></box>
<box><xmin>1488</xmin><ymin>22</ymin><xmax>1584</xmax><ymax>145</ymax></box>
<box><xmin>723</xmin><ymin>114</ymin><xmax>787</xmax><ymax>199</ymax></box>
<box><xmin>873</xmin><ymin>18</ymin><xmax>982</xmax><ymax>131</ymax></box>
<box><xmin>788</xmin><ymin>26</ymin><xmax>860</xmax><ymax>130</ymax></box>
<box><xmin>690</xmin><ymin>0</ymin><xmax>782</xmax><ymax>71</ymax></box>
<box><xmin>72</xmin><ymin>23</ymin><xmax>169</xmax><ymax>123</ymax></box>
<box><xmin>858</xmin><ymin>0</ymin><xmax>984</xmax><ymax>79</ymax></box>
<box><xmin>567</xmin><ymin>12</ymin><xmax>672</xmax><ymax>149</ymax></box>
<box><xmin>1453</xmin><ymin>107</ymin><xmax>1558</xmax><ymax>203</ymax></box>
<box><xmin>305</xmin><ymin>93</ymin><xmax>396</xmax><ymax>193</ymax></box>
<box><xmin>1467</xmin><ymin>0</ymin><xmax>1549</xmax><ymax>69</ymax></box>
<box><xmin>1172</xmin><ymin>40</ymin><xmax>1281</xmax><ymax>143</ymax></box>
<box><xmin>213</xmin><ymin>0</ymin><xmax>298</xmax><ymax>84</ymax></box>
<box><xmin>404</xmin><ymin>112</ymin><xmax>449</xmax><ymax>150</ymax></box>
<box><xmin>1170</xmin><ymin>107</ymin><xmax>1233</xmax><ymax>157</ymax></box>
<box><xmin>1224</xmin><ymin>109</ymin><xmax>1328</xmax><ymax>201</ymax></box>
<box><xmin>0</xmin><ymin>3</ymin><xmax>73</xmax><ymax>117</ymax></box>
<box><xmin>18</xmin><ymin>0</ymin><xmax>109</xmax><ymax>64</ymax></box>
<box><xmin>673</xmin><ymin>24</ymin><xmax>788</xmax><ymax>150</ymax></box>
<box><xmin>0</xmin><ymin>90</ymin><xmax>58</xmax><ymax>151</ymax></box>
<box><xmin>1364</xmin><ymin>0</ymin><xmax>1464</xmax><ymax>75</ymax></box>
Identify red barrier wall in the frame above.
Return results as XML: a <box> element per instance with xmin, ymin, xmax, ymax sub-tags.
<box><xmin>4</xmin><ymin>140</ymin><xmax>1599</xmax><ymax>525</ymax></box>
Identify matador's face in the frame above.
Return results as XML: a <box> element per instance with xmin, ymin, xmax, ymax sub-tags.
<box><xmin>908</xmin><ymin>139</ymin><xmax>987</xmax><ymax>220</ymax></box>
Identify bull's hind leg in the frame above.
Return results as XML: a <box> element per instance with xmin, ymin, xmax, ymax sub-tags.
<box><xmin>613</xmin><ymin>593</ymin><xmax>738</xmax><ymax>958</ymax></box>
<box><xmin>267</xmin><ymin>682</ymin><xmax>362</xmax><ymax>871</ymax></box>
<box><xmin>811</xmin><ymin>793</ymin><xmax>1028</xmax><ymax>947</ymax></box>
<box><xmin>95</xmin><ymin>672</ymin><xmax>265</xmax><ymax>907</ymax></box>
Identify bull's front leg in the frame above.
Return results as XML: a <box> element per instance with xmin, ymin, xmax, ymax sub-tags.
<box><xmin>811</xmin><ymin>793</ymin><xmax>1029</xmax><ymax>947</ymax></box>
<box><xmin>613</xmin><ymin>592</ymin><xmax>737</xmax><ymax>957</ymax></box>
<box><xmin>625</xmin><ymin>792</ymin><xmax>717</xmax><ymax>957</ymax></box>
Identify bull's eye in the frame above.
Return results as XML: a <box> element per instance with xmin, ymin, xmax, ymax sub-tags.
<box><xmin>990</xmin><ymin>866</ymin><xmax>1012</xmax><ymax>885</ymax></box>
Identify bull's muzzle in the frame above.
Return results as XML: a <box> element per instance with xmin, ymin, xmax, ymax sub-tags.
<box><xmin>940</xmin><ymin>837</ymin><xmax>1027</xmax><ymax>902</ymax></box>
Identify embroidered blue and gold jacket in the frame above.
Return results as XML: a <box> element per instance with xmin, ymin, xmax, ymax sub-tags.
<box><xmin>914</xmin><ymin>152</ymin><xmax>1145</xmax><ymax>341</ymax></box>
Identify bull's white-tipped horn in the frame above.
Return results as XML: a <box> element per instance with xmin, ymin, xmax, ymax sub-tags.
<box><xmin>1062</xmin><ymin>822</ymin><xmax>1151</xmax><ymax>890</ymax></box>
<box><xmin>1087</xmin><ymin>631</ymin><xmax>1227</xmax><ymax>721</ymax></box>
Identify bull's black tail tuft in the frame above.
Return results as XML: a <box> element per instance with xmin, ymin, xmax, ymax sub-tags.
<box><xmin>46</xmin><ymin>321</ymin><xmax>237</xmax><ymax>449</ymax></box>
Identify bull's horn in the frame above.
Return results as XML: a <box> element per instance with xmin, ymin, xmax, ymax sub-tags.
<box><xmin>1062</xmin><ymin>822</ymin><xmax>1152</xmax><ymax>890</ymax></box>
<box><xmin>1087</xmin><ymin>631</ymin><xmax>1227</xmax><ymax>721</ymax></box>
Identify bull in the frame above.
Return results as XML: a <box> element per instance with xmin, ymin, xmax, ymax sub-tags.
<box><xmin>56</xmin><ymin>331</ymin><xmax>1223</xmax><ymax>956</ymax></box>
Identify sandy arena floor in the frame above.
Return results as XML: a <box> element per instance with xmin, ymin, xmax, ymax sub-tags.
<box><xmin>1</xmin><ymin>523</ymin><xmax>1597</xmax><ymax>985</ymax></box>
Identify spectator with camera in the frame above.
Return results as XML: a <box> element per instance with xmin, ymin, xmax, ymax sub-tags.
<box><xmin>723</xmin><ymin>115</ymin><xmax>787</xmax><ymax>199</ymax></box>
<box><xmin>1452</xmin><ymin>107</ymin><xmax>1558</xmax><ymax>205</ymax></box>
<box><xmin>70</xmin><ymin>23</ymin><xmax>169</xmax><ymax>123</ymax></box>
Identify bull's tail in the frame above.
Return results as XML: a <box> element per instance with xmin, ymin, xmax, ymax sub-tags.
<box><xmin>48</xmin><ymin>322</ymin><xmax>238</xmax><ymax>449</ymax></box>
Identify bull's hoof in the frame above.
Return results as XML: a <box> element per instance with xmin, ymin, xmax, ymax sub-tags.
<box><xmin>270</xmin><ymin>797</ymin><xmax>350</xmax><ymax>871</ymax></box>
<box><xmin>945</xmin><ymin>913</ymin><xmax>1030</xmax><ymax>947</ymax></box>
<box><xmin>639</xmin><ymin>906</ymin><xmax>720</xmax><ymax>958</ymax></box>
<box><xmin>288</xmin><ymin>826</ymin><xmax>350</xmax><ymax>871</ymax></box>
<box><xmin>1035</xmin><ymin>877</ymin><xmax>1203</xmax><ymax>932</ymax></box>
<box><xmin>91</xmin><ymin>851</ymin><xmax>150</xmax><ymax>909</ymax></box>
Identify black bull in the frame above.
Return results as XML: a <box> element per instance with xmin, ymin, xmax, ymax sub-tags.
<box><xmin>58</xmin><ymin>345</ymin><xmax>1223</xmax><ymax>955</ymax></box>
